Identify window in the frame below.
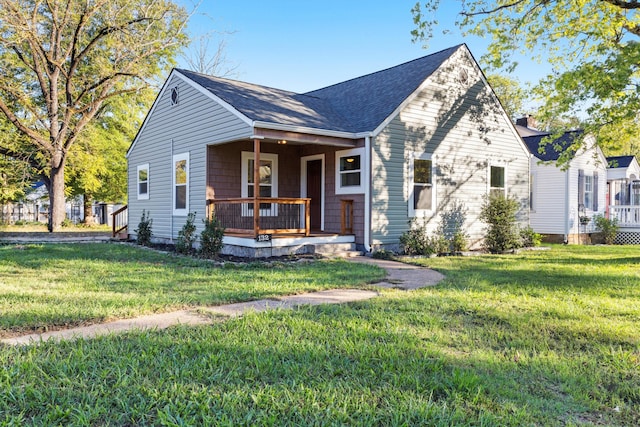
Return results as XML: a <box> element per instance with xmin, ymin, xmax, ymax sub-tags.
<box><xmin>335</xmin><ymin>148</ymin><xmax>365</xmax><ymax>194</ymax></box>
<box><xmin>529</xmin><ymin>173</ymin><xmax>535</xmax><ymax>211</ymax></box>
<box><xmin>409</xmin><ymin>154</ymin><xmax>435</xmax><ymax>216</ymax></box>
<box><xmin>489</xmin><ymin>165</ymin><xmax>506</xmax><ymax>196</ymax></box>
<box><xmin>170</xmin><ymin>86</ymin><xmax>179</xmax><ymax>106</ymax></box>
<box><xmin>241</xmin><ymin>152</ymin><xmax>278</xmax><ymax>215</ymax></box>
<box><xmin>137</xmin><ymin>164</ymin><xmax>149</xmax><ymax>200</ymax></box>
<box><xmin>584</xmin><ymin>175</ymin><xmax>593</xmax><ymax>210</ymax></box>
<box><xmin>173</xmin><ymin>153</ymin><xmax>189</xmax><ymax>215</ymax></box>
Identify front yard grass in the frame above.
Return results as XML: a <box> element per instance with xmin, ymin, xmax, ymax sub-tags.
<box><xmin>1</xmin><ymin>244</ymin><xmax>639</xmax><ymax>425</ymax></box>
<box><xmin>0</xmin><ymin>243</ymin><xmax>385</xmax><ymax>338</ymax></box>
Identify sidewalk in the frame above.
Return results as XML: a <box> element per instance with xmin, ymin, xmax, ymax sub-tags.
<box><xmin>1</xmin><ymin>257</ymin><xmax>443</xmax><ymax>346</ymax></box>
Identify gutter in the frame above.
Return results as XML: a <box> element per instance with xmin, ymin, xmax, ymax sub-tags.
<box><xmin>564</xmin><ymin>168</ymin><xmax>570</xmax><ymax>243</ymax></box>
<box><xmin>252</xmin><ymin>121</ymin><xmax>371</xmax><ymax>141</ymax></box>
<box><xmin>364</xmin><ymin>135</ymin><xmax>372</xmax><ymax>253</ymax></box>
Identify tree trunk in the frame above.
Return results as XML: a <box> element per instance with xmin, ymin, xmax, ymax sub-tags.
<box><xmin>48</xmin><ymin>154</ymin><xmax>66</xmax><ymax>232</ymax></box>
<box><xmin>83</xmin><ymin>194</ymin><xmax>95</xmax><ymax>225</ymax></box>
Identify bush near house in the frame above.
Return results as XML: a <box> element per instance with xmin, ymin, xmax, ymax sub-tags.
<box><xmin>135</xmin><ymin>209</ymin><xmax>153</xmax><ymax>247</ymax></box>
<box><xmin>480</xmin><ymin>194</ymin><xmax>521</xmax><ymax>253</ymax></box>
<box><xmin>594</xmin><ymin>215</ymin><xmax>620</xmax><ymax>245</ymax></box>
<box><xmin>200</xmin><ymin>215</ymin><xmax>225</xmax><ymax>258</ymax></box>
<box><xmin>175</xmin><ymin>212</ymin><xmax>197</xmax><ymax>255</ymax></box>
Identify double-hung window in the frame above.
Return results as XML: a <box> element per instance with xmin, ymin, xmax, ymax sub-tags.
<box><xmin>173</xmin><ymin>153</ymin><xmax>189</xmax><ymax>215</ymax></box>
<box><xmin>584</xmin><ymin>175</ymin><xmax>593</xmax><ymax>210</ymax></box>
<box><xmin>410</xmin><ymin>154</ymin><xmax>435</xmax><ymax>216</ymax></box>
<box><xmin>489</xmin><ymin>165</ymin><xmax>506</xmax><ymax>196</ymax></box>
<box><xmin>137</xmin><ymin>164</ymin><xmax>149</xmax><ymax>200</ymax></box>
<box><xmin>335</xmin><ymin>148</ymin><xmax>365</xmax><ymax>194</ymax></box>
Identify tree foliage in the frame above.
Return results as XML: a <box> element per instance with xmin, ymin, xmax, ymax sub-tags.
<box><xmin>486</xmin><ymin>74</ymin><xmax>527</xmax><ymax>120</ymax></box>
<box><xmin>413</xmin><ymin>0</ymin><xmax>640</xmax><ymax>165</ymax></box>
<box><xmin>0</xmin><ymin>0</ymin><xmax>189</xmax><ymax>231</ymax></box>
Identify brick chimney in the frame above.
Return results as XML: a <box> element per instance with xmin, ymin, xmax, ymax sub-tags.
<box><xmin>516</xmin><ymin>115</ymin><xmax>538</xmax><ymax>129</ymax></box>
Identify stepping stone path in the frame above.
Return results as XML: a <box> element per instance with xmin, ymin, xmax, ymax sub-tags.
<box><xmin>1</xmin><ymin>256</ymin><xmax>443</xmax><ymax>346</ymax></box>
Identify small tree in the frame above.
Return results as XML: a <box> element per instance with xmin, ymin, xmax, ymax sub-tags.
<box><xmin>594</xmin><ymin>215</ymin><xmax>619</xmax><ymax>245</ymax></box>
<box><xmin>200</xmin><ymin>215</ymin><xmax>225</xmax><ymax>259</ymax></box>
<box><xmin>480</xmin><ymin>194</ymin><xmax>521</xmax><ymax>253</ymax></box>
<box><xmin>175</xmin><ymin>212</ymin><xmax>197</xmax><ymax>255</ymax></box>
<box><xmin>135</xmin><ymin>210</ymin><xmax>153</xmax><ymax>247</ymax></box>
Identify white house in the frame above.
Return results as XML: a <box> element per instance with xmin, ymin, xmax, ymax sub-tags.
<box><xmin>517</xmin><ymin>118</ymin><xmax>607</xmax><ymax>243</ymax></box>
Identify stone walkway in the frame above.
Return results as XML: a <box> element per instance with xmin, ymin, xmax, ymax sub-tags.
<box><xmin>1</xmin><ymin>256</ymin><xmax>444</xmax><ymax>347</ymax></box>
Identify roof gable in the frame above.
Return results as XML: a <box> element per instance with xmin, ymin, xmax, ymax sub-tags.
<box><xmin>607</xmin><ymin>155</ymin><xmax>635</xmax><ymax>169</ymax></box>
<box><xmin>305</xmin><ymin>45</ymin><xmax>462</xmax><ymax>133</ymax></box>
<box><xmin>523</xmin><ymin>130</ymin><xmax>583</xmax><ymax>161</ymax></box>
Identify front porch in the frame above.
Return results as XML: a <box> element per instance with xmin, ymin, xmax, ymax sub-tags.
<box><xmin>206</xmin><ymin>197</ymin><xmax>356</xmax><ymax>257</ymax></box>
<box><xmin>608</xmin><ymin>205</ymin><xmax>640</xmax><ymax>244</ymax></box>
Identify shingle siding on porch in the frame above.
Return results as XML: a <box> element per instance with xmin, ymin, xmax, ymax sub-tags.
<box><xmin>128</xmin><ymin>74</ymin><xmax>252</xmax><ymax>241</ymax></box>
<box><xmin>371</xmin><ymin>48</ymin><xmax>529</xmax><ymax>248</ymax></box>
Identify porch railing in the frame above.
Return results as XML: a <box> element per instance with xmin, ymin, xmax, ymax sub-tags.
<box><xmin>111</xmin><ymin>205</ymin><xmax>128</xmax><ymax>237</ymax></box>
<box><xmin>609</xmin><ymin>205</ymin><xmax>640</xmax><ymax>227</ymax></box>
<box><xmin>207</xmin><ymin>198</ymin><xmax>310</xmax><ymax>236</ymax></box>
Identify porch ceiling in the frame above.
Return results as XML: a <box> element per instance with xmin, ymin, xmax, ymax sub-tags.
<box><xmin>253</xmin><ymin>128</ymin><xmax>361</xmax><ymax>148</ymax></box>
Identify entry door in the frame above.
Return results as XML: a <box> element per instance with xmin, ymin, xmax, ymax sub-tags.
<box><xmin>306</xmin><ymin>159</ymin><xmax>323</xmax><ymax>230</ymax></box>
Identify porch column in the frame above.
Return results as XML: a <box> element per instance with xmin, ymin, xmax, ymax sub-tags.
<box><xmin>252</xmin><ymin>136</ymin><xmax>263</xmax><ymax>238</ymax></box>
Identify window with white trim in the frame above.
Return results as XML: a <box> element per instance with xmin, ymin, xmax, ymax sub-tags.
<box><xmin>409</xmin><ymin>154</ymin><xmax>435</xmax><ymax>216</ymax></box>
<box><xmin>584</xmin><ymin>175</ymin><xmax>593</xmax><ymax>210</ymax></box>
<box><xmin>335</xmin><ymin>148</ymin><xmax>365</xmax><ymax>194</ymax></box>
<box><xmin>173</xmin><ymin>153</ymin><xmax>189</xmax><ymax>215</ymax></box>
<box><xmin>137</xmin><ymin>164</ymin><xmax>149</xmax><ymax>200</ymax></box>
<box><xmin>489</xmin><ymin>165</ymin><xmax>506</xmax><ymax>196</ymax></box>
<box><xmin>241</xmin><ymin>152</ymin><xmax>278</xmax><ymax>216</ymax></box>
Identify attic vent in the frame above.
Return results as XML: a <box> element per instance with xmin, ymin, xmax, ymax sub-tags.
<box><xmin>457</xmin><ymin>69</ymin><xmax>469</xmax><ymax>85</ymax></box>
<box><xmin>170</xmin><ymin>86</ymin><xmax>179</xmax><ymax>106</ymax></box>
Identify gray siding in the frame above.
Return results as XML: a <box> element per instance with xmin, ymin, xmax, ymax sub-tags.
<box><xmin>127</xmin><ymin>73</ymin><xmax>252</xmax><ymax>241</ymax></box>
<box><xmin>371</xmin><ymin>48</ymin><xmax>530</xmax><ymax>248</ymax></box>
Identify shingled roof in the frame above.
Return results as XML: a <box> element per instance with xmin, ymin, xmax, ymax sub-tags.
<box><xmin>522</xmin><ymin>130</ymin><xmax>583</xmax><ymax>161</ymax></box>
<box><xmin>175</xmin><ymin>44</ymin><xmax>463</xmax><ymax>134</ymax></box>
<box><xmin>607</xmin><ymin>155</ymin><xmax>635</xmax><ymax>169</ymax></box>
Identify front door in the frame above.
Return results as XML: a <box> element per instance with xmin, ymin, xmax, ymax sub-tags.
<box><xmin>306</xmin><ymin>159</ymin><xmax>322</xmax><ymax>230</ymax></box>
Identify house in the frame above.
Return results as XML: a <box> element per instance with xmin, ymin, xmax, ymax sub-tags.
<box><xmin>124</xmin><ymin>44</ymin><xmax>530</xmax><ymax>257</ymax></box>
<box><xmin>606</xmin><ymin>155</ymin><xmax>640</xmax><ymax>244</ymax></box>
<box><xmin>517</xmin><ymin>117</ymin><xmax>607</xmax><ymax>243</ymax></box>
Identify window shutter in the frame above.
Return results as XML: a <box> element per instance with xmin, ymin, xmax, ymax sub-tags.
<box><xmin>593</xmin><ymin>172</ymin><xmax>599</xmax><ymax>210</ymax></box>
<box><xmin>578</xmin><ymin>169</ymin><xmax>584</xmax><ymax>207</ymax></box>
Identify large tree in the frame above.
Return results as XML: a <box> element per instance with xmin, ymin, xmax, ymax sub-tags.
<box><xmin>0</xmin><ymin>0</ymin><xmax>189</xmax><ymax>231</ymax></box>
<box><xmin>413</xmin><ymin>0</ymin><xmax>640</xmax><ymax>164</ymax></box>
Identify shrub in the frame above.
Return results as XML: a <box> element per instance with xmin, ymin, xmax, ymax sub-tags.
<box><xmin>594</xmin><ymin>215</ymin><xmax>619</xmax><ymax>245</ymax></box>
<box><xmin>400</xmin><ymin>217</ymin><xmax>448</xmax><ymax>256</ymax></box>
<box><xmin>520</xmin><ymin>226</ymin><xmax>542</xmax><ymax>247</ymax></box>
<box><xmin>175</xmin><ymin>212</ymin><xmax>197</xmax><ymax>255</ymax></box>
<box><xmin>61</xmin><ymin>218</ymin><xmax>73</xmax><ymax>227</ymax></box>
<box><xmin>480</xmin><ymin>194</ymin><xmax>521</xmax><ymax>253</ymax></box>
<box><xmin>200</xmin><ymin>215</ymin><xmax>225</xmax><ymax>258</ymax></box>
<box><xmin>438</xmin><ymin>202</ymin><xmax>468</xmax><ymax>253</ymax></box>
<box><xmin>135</xmin><ymin>210</ymin><xmax>153</xmax><ymax>247</ymax></box>
<box><xmin>400</xmin><ymin>218</ymin><xmax>431</xmax><ymax>255</ymax></box>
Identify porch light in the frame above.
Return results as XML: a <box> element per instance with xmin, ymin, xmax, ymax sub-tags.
<box><xmin>346</xmin><ymin>157</ymin><xmax>355</xmax><ymax>163</ymax></box>
<box><xmin>277</xmin><ymin>139</ymin><xmax>287</xmax><ymax>145</ymax></box>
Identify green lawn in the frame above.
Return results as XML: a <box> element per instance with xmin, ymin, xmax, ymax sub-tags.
<box><xmin>0</xmin><ymin>243</ymin><xmax>385</xmax><ymax>338</ymax></box>
<box><xmin>1</xmin><ymin>244</ymin><xmax>639</xmax><ymax>425</ymax></box>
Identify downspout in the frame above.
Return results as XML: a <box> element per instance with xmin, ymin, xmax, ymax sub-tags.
<box><xmin>364</xmin><ymin>135</ymin><xmax>372</xmax><ymax>253</ymax></box>
<box><xmin>170</xmin><ymin>138</ymin><xmax>174</xmax><ymax>243</ymax></box>
<box><xmin>564</xmin><ymin>168</ymin><xmax>570</xmax><ymax>243</ymax></box>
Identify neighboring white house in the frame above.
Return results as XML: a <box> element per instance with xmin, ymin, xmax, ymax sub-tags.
<box><xmin>606</xmin><ymin>155</ymin><xmax>640</xmax><ymax>244</ymax></box>
<box><xmin>125</xmin><ymin>44</ymin><xmax>530</xmax><ymax>256</ymax></box>
<box><xmin>517</xmin><ymin>117</ymin><xmax>607</xmax><ymax>243</ymax></box>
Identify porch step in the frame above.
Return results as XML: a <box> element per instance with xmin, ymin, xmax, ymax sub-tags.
<box><xmin>314</xmin><ymin>243</ymin><xmax>362</xmax><ymax>258</ymax></box>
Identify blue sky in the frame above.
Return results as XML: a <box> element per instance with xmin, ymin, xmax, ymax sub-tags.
<box><xmin>179</xmin><ymin>1</ymin><xmax>546</xmax><ymax>94</ymax></box>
